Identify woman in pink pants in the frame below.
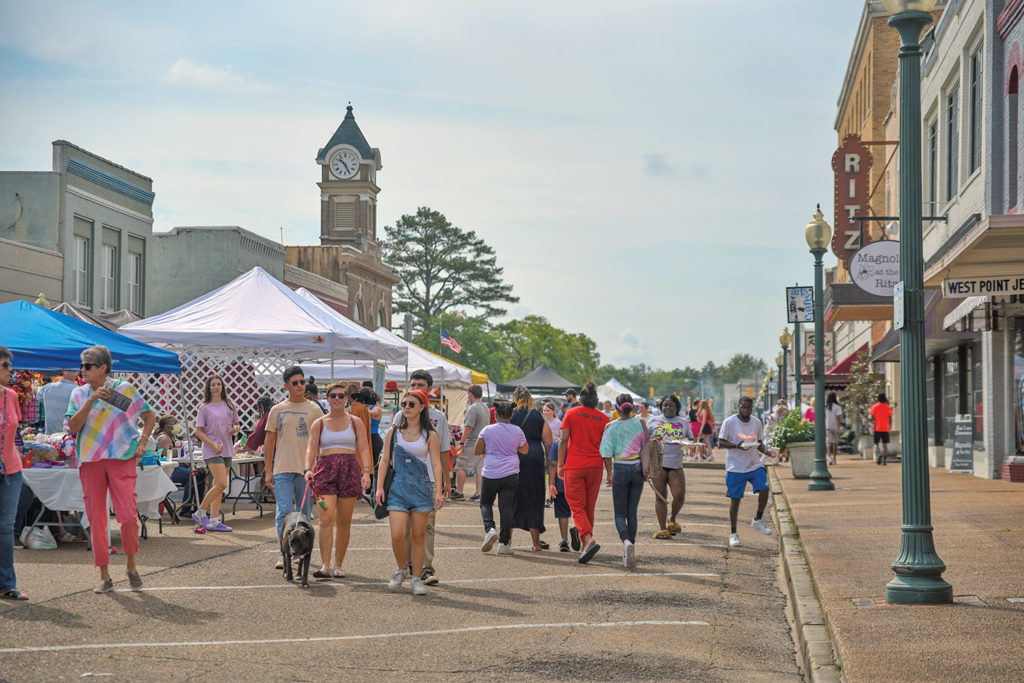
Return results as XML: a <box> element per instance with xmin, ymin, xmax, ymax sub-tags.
<box><xmin>67</xmin><ymin>345</ymin><xmax>155</xmax><ymax>594</ymax></box>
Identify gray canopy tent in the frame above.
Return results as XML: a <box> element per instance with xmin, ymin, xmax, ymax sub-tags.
<box><xmin>495</xmin><ymin>363</ymin><xmax>580</xmax><ymax>395</ymax></box>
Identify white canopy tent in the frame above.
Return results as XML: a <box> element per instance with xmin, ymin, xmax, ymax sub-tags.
<box><xmin>599</xmin><ymin>378</ymin><xmax>644</xmax><ymax>402</ymax></box>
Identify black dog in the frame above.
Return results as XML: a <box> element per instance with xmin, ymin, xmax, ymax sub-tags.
<box><xmin>279</xmin><ymin>511</ymin><xmax>315</xmax><ymax>588</ymax></box>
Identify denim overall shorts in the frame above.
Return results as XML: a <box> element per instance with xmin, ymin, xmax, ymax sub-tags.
<box><xmin>387</xmin><ymin>444</ymin><xmax>435</xmax><ymax>514</ymax></box>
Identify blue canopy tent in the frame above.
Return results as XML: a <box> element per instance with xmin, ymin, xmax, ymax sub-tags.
<box><xmin>0</xmin><ymin>301</ymin><xmax>181</xmax><ymax>374</ymax></box>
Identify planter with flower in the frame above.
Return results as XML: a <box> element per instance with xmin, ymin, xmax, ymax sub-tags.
<box><xmin>767</xmin><ymin>408</ymin><xmax>817</xmax><ymax>479</ymax></box>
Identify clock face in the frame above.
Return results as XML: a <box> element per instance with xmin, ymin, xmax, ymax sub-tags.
<box><xmin>329</xmin><ymin>149</ymin><xmax>360</xmax><ymax>179</ymax></box>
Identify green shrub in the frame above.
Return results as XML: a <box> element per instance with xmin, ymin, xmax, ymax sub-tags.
<box><xmin>767</xmin><ymin>409</ymin><xmax>815</xmax><ymax>450</ymax></box>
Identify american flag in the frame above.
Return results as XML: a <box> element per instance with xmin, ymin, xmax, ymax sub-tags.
<box><xmin>440</xmin><ymin>328</ymin><xmax>462</xmax><ymax>354</ymax></box>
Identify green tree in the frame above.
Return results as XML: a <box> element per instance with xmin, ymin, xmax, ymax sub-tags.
<box><xmin>382</xmin><ymin>207</ymin><xmax>518</xmax><ymax>336</ymax></box>
<box><xmin>493</xmin><ymin>315</ymin><xmax>599</xmax><ymax>385</ymax></box>
<box><xmin>417</xmin><ymin>312</ymin><xmax>508</xmax><ymax>382</ymax></box>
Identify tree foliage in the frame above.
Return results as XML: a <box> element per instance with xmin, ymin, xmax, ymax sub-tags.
<box><xmin>382</xmin><ymin>207</ymin><xmax>518</xmax><ymax>336</ymax></box>
<box><xmin>596</xmin><ymin>354</ymin><xmax>769</xmax><ymax>407</ymax></box>
<box><xmin>493</xmin><ymin>315</ymin><xmax>599</xmax><ymax>385</ymax></box>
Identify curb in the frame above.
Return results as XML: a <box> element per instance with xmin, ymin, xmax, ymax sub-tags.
<box><xmin>768</xmin><ymin>467</ymin><xmax>841</xmax><ymax>682</ymax></box>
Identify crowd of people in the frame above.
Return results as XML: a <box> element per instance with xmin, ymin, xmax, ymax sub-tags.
<box><xmin>1</xmin><ymin>342</ymin><xmax>782</xmax><ymax>601</ymax></box>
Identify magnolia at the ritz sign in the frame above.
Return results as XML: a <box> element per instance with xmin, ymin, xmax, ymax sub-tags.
<box><xmin>849</xmin><ymin>240</ymin><xmax>899</xmax><ymax>297</ymax></box>
<box><xmin>942</xmin><ymin>275</ymin><xmax>1024</xmax><ymax>298</ymax></box>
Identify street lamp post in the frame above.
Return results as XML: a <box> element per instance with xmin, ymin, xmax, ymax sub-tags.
<box><xmin>779</xmin><ymin>329</ymin><xmax>792</xmax><ymax>404</ymax></box>
<box><xmin>775</xmin><ymin>352</ymin><xmax>784</xmax><ymax>406</ymax></box>
<box><xmin>806</xmin><ymin>206</ymin><xmax>834</xmax><ymax>491</ymax></box>
<box><xmin>883</xmin><ymin>0</ymin><xmax>952</xmax><ymax>604</ymax></box>
<box><xmin>793</xmin><ymin>319</ymin><xmax>802</xmax><ymax>413</ymax></box>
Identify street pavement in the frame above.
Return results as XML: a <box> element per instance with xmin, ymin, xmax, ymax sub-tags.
<box><xmin>773</xmin><ymin>454</ymin><xmax>1024</xmax><ymax>682</ymax></box>
<box><xmin>0</xmin><ymin>467</ymin><xmax>801</xmax><ymax>681</ymax></box>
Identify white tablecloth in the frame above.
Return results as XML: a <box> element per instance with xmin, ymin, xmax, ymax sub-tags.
<box><xmin>22</xmin><ymin>466</ymin><xmax>178</xmax><ymax>514</ymax></box>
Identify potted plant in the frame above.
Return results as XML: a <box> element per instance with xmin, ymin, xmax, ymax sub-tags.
<box><xmin>844</xmin><ymin>350</ymin><xmax>884</xmax><ymax>459</ymax></box>
<box><xmin>767</xmin><ymin>408</ymin><xmax>816</xmax><ymax>478</ymax></box>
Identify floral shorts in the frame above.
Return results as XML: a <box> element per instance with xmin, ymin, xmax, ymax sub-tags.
<box><xmin>313</xmin><ymin>453</ymin><xmax>363</xmax><ymax>498</ymax></box>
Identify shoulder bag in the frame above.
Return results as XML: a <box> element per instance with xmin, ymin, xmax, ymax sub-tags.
<box><xmin>371</xmin><ymin>427</ymin><xmax>396</xmax><ymax>520</ymax></box>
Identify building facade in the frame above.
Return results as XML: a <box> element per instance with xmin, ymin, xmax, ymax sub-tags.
<box><xmin>0</xmin><ymin>140</ymin><xmax>154</xmax><ymax>315</ymax></box>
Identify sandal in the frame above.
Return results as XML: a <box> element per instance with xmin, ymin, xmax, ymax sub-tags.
<box><xmin>0</xmin><ymin>588</ymin><xmax>29</xmax><ymax>601</ymax></box>
<box><xmin>666</xmin><ymin>521</ymin><xmax>681</xmax><ymax>535</ymax></box>
<box><xmin>332</xmin><ymin>568</ymin><xmax>346</xmax><ymax>578</ymax></box>
<box><xmin>652</xmin><ymin>529</ymin><xmax>672</xmax><ymax>540</ymax></box>
<box><xmin>312</xmin><ymin>568</ymin><xmax>331</xmax><ymax>579</ymax></box>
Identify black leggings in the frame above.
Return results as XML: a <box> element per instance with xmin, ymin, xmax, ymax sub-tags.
<box><xmin>479</xmin><ymin>473</ymin><xmax>519</xmax><ymax>544</ymax></box>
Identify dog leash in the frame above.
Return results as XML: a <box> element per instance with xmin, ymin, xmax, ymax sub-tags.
<box><xmin>300</xmin><ymin>481</ymin><xmax>314</xmax><ymax>511</ymax></box>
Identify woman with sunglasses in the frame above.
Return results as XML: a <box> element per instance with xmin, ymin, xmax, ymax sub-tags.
<box><xmin>1</xmin><ymin>346</ymin><xmax>29</xmax><ymax>600</ymax></box>
<box><xmin>191</xmin><ymin>375</ymin><xmax>240</xmax><ymax>532</ymax></box>
<box><xmin>375</xmin><ymin>389</ymin><xmax>444</xmax><ymax>596</ymax></box>
<box><xmin>67</xmin><ymin>345</ymin><xmax>155</xmax><ymax>593</ymax></box>
<box><xmin>304</xmin><ymin>383</ymin><xmax>371</xmax><ymax>578</ymax></box>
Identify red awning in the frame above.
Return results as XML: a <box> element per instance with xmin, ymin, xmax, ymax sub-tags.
<box><xmin>828</xmin><ymin>343</ymin><xmax>868</xmax><ymax>375</ymax></box>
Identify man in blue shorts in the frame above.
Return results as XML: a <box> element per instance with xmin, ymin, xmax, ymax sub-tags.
<box><xmin>717</xmin><ymin>397</ymin><xmax>773</xmax><ymax>547</ymax></box>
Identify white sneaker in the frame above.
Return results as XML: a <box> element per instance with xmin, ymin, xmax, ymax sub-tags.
<box><xmin>728</xmin><ymin>533</ymin><xmax>741</xmax><ymax>547</ymax></box>
<box><xmin>624</xmin><ymin>540</ymin><xmax>636</xmax><ymax>570</ymax></box>
<box><xmin>388</xmin><ymin>567</ymin><xmax>409</xmax><ymax>591</ymax></box>
<box><xmin>751</xmin><ymin>519</ymin><xmax>772</xmax><ymax>535</ymax></box>
<box><xmin>275</xmin><ymin>554</ymin><xmax>284</xmax><ymax>570</ymax></box>
<box><xmin>481</xmin><ymin>528</ymin><xmax>499</xmax><ymax>553</ymax></box>
<box><xmin>410</xmin><ymin>576</ymin><xmax>427</xmax><ymax>596</ymax></box>
<box><xmin>497</xmin><ymin>543</ymin><xmax>514</xmax><ymax>555</ymax></box>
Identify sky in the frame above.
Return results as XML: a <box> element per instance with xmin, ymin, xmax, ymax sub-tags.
<box><xmin>0</xmin><ymin>0</ymin><xmax>867</xmax><ymax>373</ymax></box>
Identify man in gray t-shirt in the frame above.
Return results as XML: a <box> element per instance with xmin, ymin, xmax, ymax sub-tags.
<box><xmin>455</xmin><ymin>385</ymin><xmax>489</xmax><ymax>500</ymax></box>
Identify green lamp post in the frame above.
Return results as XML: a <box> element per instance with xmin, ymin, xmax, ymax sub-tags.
<box><xmin>805</xmin><ymin>206</ymin><xmax>834</xmax><ymax>491</ymax></box>
<box><xmin>775</xmin><ymin>352</ymin><xmax>784</xmax><ymax>406</ymax></box>
<box><xmin>779</xmin><ymin>328</ymin><xmax>792</xmax><ymax>403</ymax></box>
<box><xmin>883</xmin><ymin>0</ymin><xmax>952</xmax><ymax>605</ymax></box>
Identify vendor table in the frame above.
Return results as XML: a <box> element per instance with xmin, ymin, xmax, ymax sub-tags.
<box><xmin>224</xmin><ymin>455</ymin><xmax>266</xmax><ymax>517</ymax></box>
<box><xmin>22</xmin><ymin>465</ymin><xmax>178</xmax><ymax>544</ymax></box>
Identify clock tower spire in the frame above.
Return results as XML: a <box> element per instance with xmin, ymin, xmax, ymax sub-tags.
<box><xmin>315</xmin><ymin>104</ymin><xmax>382</xmax><ymax>248</ymax></box>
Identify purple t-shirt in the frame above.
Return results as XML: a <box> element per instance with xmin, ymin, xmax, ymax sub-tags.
<box><xmin>478</xmin><ymin>422</ymin><xmax>526</xmax><ymax>479</ymax></box>
<box><xmin>197</xmin><ymin>402</ymin><xmax>239</xmax><ymax>459</ymax></box>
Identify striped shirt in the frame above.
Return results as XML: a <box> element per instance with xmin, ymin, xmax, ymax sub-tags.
<box><xmin>66</xmin><ymin>380</ymin><xmax>151</xmax><ymax>462</ymax></box>
<box><xmin>599</xmin><ymin>416</ymin><xmax>646</xmax><ymax>463</ymax></box>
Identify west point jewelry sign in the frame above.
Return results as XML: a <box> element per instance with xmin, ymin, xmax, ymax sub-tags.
<box><xmin>850</xmin><ymin>240</ymin><xmax>900</xmax><ymax>297</ymax></box>
<box><xmin>942</xmin><ymin>275</ymin><xmax>1024</xmax><ymax>298</ymax></box>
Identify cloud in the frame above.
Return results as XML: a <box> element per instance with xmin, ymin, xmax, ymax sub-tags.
<box><xmin>163</xmin><ymin>58</ymin><xmax>265</xmax><ymax>92</ymax></box>
<box><xmin>643</xmin><ymin>153</ymin><xmax>677</xmax><ymax>177</ymax></box>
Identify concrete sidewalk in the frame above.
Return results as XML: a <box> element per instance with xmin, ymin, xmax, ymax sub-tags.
<box><xmin>771</xmin><ymin>455</ymin><xmax>1024</xmax><ymax>682</ymax></box>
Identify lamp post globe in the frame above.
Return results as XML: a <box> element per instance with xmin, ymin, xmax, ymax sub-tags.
<box><xmin>882</xmin><ymin>0</ymin><xmax>952</xmax><ymax>605</ymax></box>
<box><xmin>805</xmin><ymin>205</ymin><xmax>834</xmax><ymax>492</ymax></box>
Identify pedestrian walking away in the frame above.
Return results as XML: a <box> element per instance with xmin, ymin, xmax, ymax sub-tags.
<box><xmin>717</xmin><ymin>396</ymin><xmax>773</xmax><ymax>548</ymax></box>
<box><xmin>824</xmin><ymin>392</ymin><xmax>842</xmax><ymax>466</ymax></box>
<box><xmin>475</xmin><ymin>400</ymin><xmax>528</xmax><ymax>555</ymax></box>
<box><xmin>510</xmin><ymin>386</ymin><xmax>553</xmax><ymax>551</ymax></box>
<box><xmin>304</xmin><ymin>383</ymin><xmax>372</xmax><ymax>579</ymax></box>
<box><xmin>557</xmin><ymin>381</ymin><xmax>610</xmax><ymax>564</ymax></box>
<box><xmin>599</xmin><ymin>394</ymin><xmax>648</xmax><ymax>570</ymax></box>
<box><xmin>376</xmin><ymin>389</ymin><xmax>444</xmax><ymax>596</ymax></box>
<box><xmin>404</xmin><ymin>370</ymin><xmax>451</xmax><ymax>586</ymax></box>
<box><xmin>869</xmin><ymin>393</ymin><xmax>893</xmax><ymax>465</ymax></box>
<box><xmin>646</xmin><ymin>395</ymin><xmax>688</xmax><ymax>539</ymax></box>
<box><xmin>191</xmin><ymin>375</ymin><xmax>241</xmax><ymax>533</ymax></box>
<box><xmin>546</xmin><ymin>439</ymin><xmax>572</xmax><ymax>551</ymax></box>
<box><xmin>66</xmin><ymin>345</ymin><xmax>155</xmax><ymax>594</ymax></box>
<box><xmin>454</xmin><ymin>385</ymin><xmax>488</xmax><ymax>501</ymax></box>
<box><xmin>264</xmin><ymin>366</ymin><xmax>321</xmax><ymax>569</ymax></box>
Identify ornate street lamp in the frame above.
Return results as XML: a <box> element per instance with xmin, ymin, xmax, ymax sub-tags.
<box><xmin>775</xmin><ymin>351</ymin><xmax>784</xmax><ymax>406</ymax></box>
<box><xmin>805</xmin><ymin>205</ymin><xmax>834</xmax><ymax>491</ymax></box>
<box><xmin>779</xmin><ymin>328</ymin><xmax>792</xmax><ymax>403</ymax></box>
<box><xmin>882</xmin><ymin>0</ymin><xmax>951</xmax><ymax>605</ymax></box>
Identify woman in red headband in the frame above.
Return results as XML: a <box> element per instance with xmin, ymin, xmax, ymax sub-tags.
<box><xmin>375</xmin><ymin>389</ymin><xmax>444</xmax><ymax>596</ymax></box>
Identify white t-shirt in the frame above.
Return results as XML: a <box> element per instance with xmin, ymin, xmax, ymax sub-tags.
<box><xmin>824</xmin><ymin>404</ymin><xmax>843</xmax><ymax>432</ymax></box>
<box><xmin>718</xmin><ymin>414</ymin><xmax>765</xmax><ymax>474</ymax></box>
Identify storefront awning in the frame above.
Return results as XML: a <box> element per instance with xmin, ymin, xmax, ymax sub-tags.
<box><xmin>871</xmin><ymin>292</ymin><xmax>977</xmax><ymax>362</ymax></box>
<box><xmin>824</xmin><ymin>282</ymin><xmax>893</xmax><ymax>323</ymax></box>
<box><xmin>828</xmin><ymin>343</ymin><xmax>868</xmax><ymax>375</ymax></box>
<box><xmin>924</xmin><ymin>214</ymin><xmax>1024</xmax><ymax>287</ymax></box>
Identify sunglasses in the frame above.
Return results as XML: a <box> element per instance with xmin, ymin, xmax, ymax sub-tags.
<box><xmin>288</xmin><ymin>379</ymin><xmax>305</xmax><ymax>387</ymax></box>
<box><xmin>327</xmin><ymin>393</ymin><xmax>346</xmax><ymax>400</ymax></box>
<box><xmin>0</xmin><ymin>361</ymin><xmax>11</xmax><ymax>369</ymax></box>
<box><xmin>80</xmin><ymin>362</ymin><xmax>96</xmax><ymax>370</ymax></box>
<box><xmin>401</xmin><ymin>400</ymin><xmax>421</xmax><ymax>408</ymax></box>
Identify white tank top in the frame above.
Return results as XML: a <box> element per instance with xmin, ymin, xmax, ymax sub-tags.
<box><xmin>320</xmin><ymin>420</ymin><xmax>356</xmax><ymax>451</ymax></box>
<box><xmin>397</xmin><ymin>430</ymin><xmax>429</xmax><ymax>459</ymax></box>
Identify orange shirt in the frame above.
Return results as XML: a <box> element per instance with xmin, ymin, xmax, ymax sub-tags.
<box><xmin>869</xmin><ymin>402</ymin><xmax>893</xmax><ymax>433</ymax></box>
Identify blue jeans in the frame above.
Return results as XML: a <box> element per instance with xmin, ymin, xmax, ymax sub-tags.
<box><xmin>612</xmin><ymin>463</ymin><xmax>644</xmax><ymax>543</ymax></box>
<box><xmin>273</xmin><ymin>472</ymin><xmax>314</xmax><ymax>537</ymax></box>
<box><xmin>1</xmin><ymin>472</ymin><xmax>23</xmax><ymax>591</ymax></box>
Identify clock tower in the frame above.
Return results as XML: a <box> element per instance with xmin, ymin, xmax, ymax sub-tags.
<box><xmin>285</xmin><ymin>105</ymin><xmax>398</xmax><ymax>330</ymax></box>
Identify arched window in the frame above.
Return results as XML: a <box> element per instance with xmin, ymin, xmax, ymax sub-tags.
<box><xmin>1008</xmin><ymin>65</ymin><xmax>1019</xmax><ymax>211</ymax></box>
<box><xmin>352</xmin><ymin>298</ymin><xmax>362</xmax><ymax>325</ymax></box>
<box><xmin>377</xmin><ymin>306</ymin><xmax>386</xmax><ymax>329</ymax></box>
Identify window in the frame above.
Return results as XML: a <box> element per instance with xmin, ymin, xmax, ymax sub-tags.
<box><xmin>971</xmin><ymin>343</ymin><xmax>983</xmax><ymax>444</ymax></box>
<box><xmin>352</xmin><ymin>298</ymin><xmax>362</xmax><ymax>325</ymax></box>
<box><xmin>928</xmin><ymin>120</ymin><xmax>938</xmax><ymax>209</ymax></box>
<box><xmin>73</xmin><ymin>236</ymin><xmax>90</xmax><ymax>306</ymax></box>
<box><xmin>1009</xmin><ymin>67</ymin><xmax>1019</xmax><ymax>211</ymax></box>
<box><xmin>946</xmin><ymin>85</ymin><xmax>960</xmax><ymax>201</ymax></box>
<box><xmin>102</xmin><ymin>244</ymin><xmax>118</xmax><ymax>311</ymax></box>
<box><xmin>377</xmin><ymin>306</ymin><xmax>385</xmax><ymax>329</ymax></box>
<box><xmin>127</xmin><ymin>252</ymin><xmax>142</xmax><ymax>314</ymax></box>
<box><xmin>969</xmin><ymin>49</ymin><xmax>983</xmax><ymax>174</ymax></box>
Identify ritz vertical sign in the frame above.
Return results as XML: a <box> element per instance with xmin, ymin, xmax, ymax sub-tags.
<box><xmin>831</xmin><ymin>133</ymin><xmax>873</xmax><ymax>269</ymax></box>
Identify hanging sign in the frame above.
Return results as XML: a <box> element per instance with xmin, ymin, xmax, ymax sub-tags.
<box><xmin>831</xmin><ymin>133</ymin><xmax>873</xmax><ymax>269</ymax></box>
<box><xmin>850</xmin><ymin>240</ymin><xmax>900</xmax><ymax>297</ymax></box>
<box><xmin>941</xmin><ymin>275</ymin><xmax>1024</xmax><ymax>298</ymax></box>
<box><xmin>786</xmin><ymin>286</ymin><xmax>814</xmax><ymax>324</ymax></box>
<box><xmin>950</xmin><ymin>414</ymin><xmax>974</xmax><ymax>473</ymax></box>
<box><xmin>893</xmin><ymin>281</ymin><xmax>905</xmax><ymax>330</ymax></box>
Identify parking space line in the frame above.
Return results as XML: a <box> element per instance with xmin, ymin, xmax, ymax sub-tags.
<box><xmin>0</xmin><ymin>620</ymin><xmax>710</xmax><ymax>654</ymax></box>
